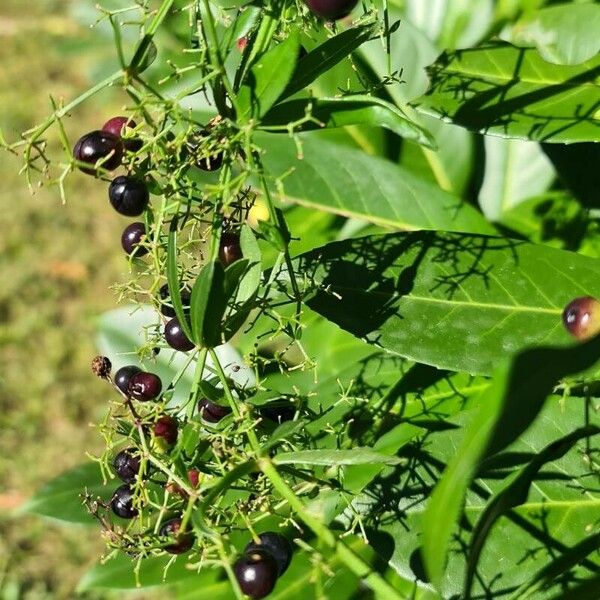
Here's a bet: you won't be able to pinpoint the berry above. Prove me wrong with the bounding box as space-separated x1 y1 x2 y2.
102 116 142 151
109 176 149 216
186 128 223 171
111 484 138 519
91 355 112 378
562 296 600 340
188 469 200 488
121 222 149 257
114 365 142 394
303 0 358 20
159 284 192 318
128 371 162 401
164 317 195 351
219 232 243 267
113 448 141 484
245 532 292 576
260 404 295 423
159 518 194 554
198 397 231 423
236 37 248 52
73 130 123 174
234 549 279 599
154 415 178 445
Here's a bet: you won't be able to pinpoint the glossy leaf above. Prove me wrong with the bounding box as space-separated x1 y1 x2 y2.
190 260 227 348
258 132 493 234
273 448 405 466
167 221 194 341
413 43 600 143
277 232 600 375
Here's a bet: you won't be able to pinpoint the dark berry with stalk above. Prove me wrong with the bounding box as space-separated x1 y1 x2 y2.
113 448 141 484
159 284 192 318
109 176 149 216
245 532 292 577
111 485 138 519
73 130 123 175
562 296 600 340
159 517 194 554
164 317 195 351
219 232 243 267
303 0 358 20
198 397 231 423
186 128 223 171
121 222 149 257
154 416 178 445
234 548 279 599
102 116 142 151
114 365 142 394
128 371 162 401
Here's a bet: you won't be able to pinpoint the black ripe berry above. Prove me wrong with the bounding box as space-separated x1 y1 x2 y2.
245 532 292 576
159 518 194 554
113 448 141 484
128 371 162 401
154 415 178 445
198 397 231 423
91 355 112 378
102 116 142 151
562 296 600 340
73 130 123 174
303 0 358 20
234 549 279 599
219 232 243 267
186 128 223 171
111 484 138 519
121 222 149 257
159 284 192 318
164 317 195 351
114 365 142 394
109 176 149 216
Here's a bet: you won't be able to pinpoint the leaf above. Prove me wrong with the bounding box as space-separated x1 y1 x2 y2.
20 463 108 524
276 232 600 375
167 221 194 341
547 574 600 600
273 448 404 466
190 261 227 348
478 137 555 220
413 42 600 143
237 224 262 303
421 336 600 589
237 33 300 119
282 22 376 100
505 4 600 66
258 132 493 235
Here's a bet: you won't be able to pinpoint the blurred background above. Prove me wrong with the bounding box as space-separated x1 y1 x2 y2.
0 1 148 597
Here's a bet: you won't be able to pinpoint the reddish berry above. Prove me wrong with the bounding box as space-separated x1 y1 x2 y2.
164 317 195 351
73 130 123 174
303 0 358 20
128 371 162 401
159 517 194 554
109 176 149 216
245 532 292 576
219 232 243 267
102 116 142 151
91 355 112 378
562 296 600 340
114 365 142 394
198 397 231 423
121 222 149 257
234 549 279 599
236 37 248 52
154 415 178 445
113 448 141 484
111 484 138 519
188 469 200 488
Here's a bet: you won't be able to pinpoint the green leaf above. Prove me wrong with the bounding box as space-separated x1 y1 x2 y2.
258 132 493 235
282 22 376 100
167 221 194 341
278 232 600 375
547 574 600 600
413 43 600 143
20 463 107 524
262 95 434 148
505 4 600 66
237 224 262 303
237 32 300 119
190 261 227 348
421 337 600 589
273 448 404 466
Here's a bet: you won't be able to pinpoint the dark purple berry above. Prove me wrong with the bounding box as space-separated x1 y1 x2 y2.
73 130 123 175
159 284 191 318
186 128 223 171
164 317 195 351
260 404 295 423
128 371 162 401
562 296 600 340
197 397 231 423
154 415 178 445
219 232 243 267
102 116 142 151
109 176 149 216
245 532 292 576
159 518 194 554
114 365 142 394
303 0 358 20
234 549 278 599
121 222 149 257
91 355 112 378
111 484 138 519
113 448 141 484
